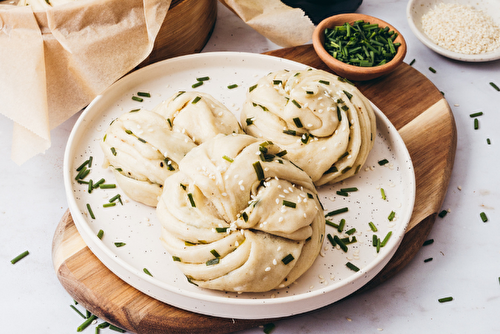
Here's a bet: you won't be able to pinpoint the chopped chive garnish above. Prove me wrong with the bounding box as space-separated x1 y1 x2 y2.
253 161 265 180
423 239 434 246
109 194 122 204
125 129 133 135
77 180 89 184
438 210 448 218
409 59 416 66
325 207 348 217
132 96 143 102
438 297 453 303
369 222 378 232
10 250 29 264
490 82 500 91
336 190 349 196
129 109 140 113
380 231 392 247
86 204 95 219
341 187 358 192
327 233 336 246
76 159 90 172
215 227 228 233
307 193 314 199
424 258 433 263
97 230 104 239
469 112 483 118
474 118 479 130
206 258 220 266
70 305 86 319
137 91 151 97
337 219 346 233
88 179 93 193
249 84 258 92
480 212 488 222
246 117 254 125
99 184 116 189
326 220 339 228
223 155 234 163
306 90 314 94
333 235 348 252
378 158 389 166
324 165 338 174
108 324 126 333
372 234 378 247
291 99 302 108
487 138 491 144
343 90 353 100
376 237 381 253
114 242 126 247
174 91 185 99
197 76 210 81
180 183 186 190
381 188 386 200
388 211 395 221
97 322 110 329
241 212 249 222
346 228 356 235
75 166 88 180
210 249 220 258
263 323 276 334
143 268 153 276
172 256 181 262
276 150 287 157
110 147 117 156
192 81 203 88
185 241 196 246
138 137 147 143
319 80 330 85
192 96 201 104
293 117 303 128
429 67 436 73
187 193 196 207
281 254 295 265
227 84 238 89
77 314 97 332
346 262 360 272
273 80 282 85
93 178 105 188
283 200 297 208
283 129 297 136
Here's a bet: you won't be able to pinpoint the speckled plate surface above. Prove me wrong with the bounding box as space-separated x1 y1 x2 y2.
63 52 415 319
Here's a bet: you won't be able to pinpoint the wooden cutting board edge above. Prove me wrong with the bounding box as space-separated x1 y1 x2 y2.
52 45 457 333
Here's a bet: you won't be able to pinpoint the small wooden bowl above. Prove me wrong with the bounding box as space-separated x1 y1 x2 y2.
312 13 407 81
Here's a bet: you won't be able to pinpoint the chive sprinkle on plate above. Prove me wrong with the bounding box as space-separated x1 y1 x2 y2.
10 250 29 264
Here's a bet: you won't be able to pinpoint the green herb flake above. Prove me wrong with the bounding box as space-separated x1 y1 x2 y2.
86 203 95 219
10 250 29 264
249 84 258 92
438 210 448 218
291 99 302 108
438 297 453 303
423 239 434 246
227 84 238 89
378 158 389 166
206 258 220 266
281 254 295 265
210 249 221 258
424 258 433 263
97 229 104 240
293 117 303 128
346 262 360 272
192 81 203 88
337 218 345 233
223 155 234 163
490 82 500 91
319 80 330 85
388 211 396 221
137 91 151 97
188 193 196 207
132 96 143 102
192 96 202 104
334 235 348 252
263 323 276 334
70 305 86 319
216 227 228 233
325 207 348 217
253 161 265 180
368 222 378 232
327 233 336 247
480 212 488 222
77 314 97 332
114 242 126 247
196 76 210 81
110 147 117 156
469 112 483 118
283 200 297 208
429 67 436 73
172 256 181 262
143 268 153 276
246 117 254 125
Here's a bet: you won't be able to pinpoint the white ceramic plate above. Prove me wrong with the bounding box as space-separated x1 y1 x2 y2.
64 52 415 319
407 0 500 62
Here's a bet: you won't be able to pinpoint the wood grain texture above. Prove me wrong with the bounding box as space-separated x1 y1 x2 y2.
53 44 457 333
138 0 218 68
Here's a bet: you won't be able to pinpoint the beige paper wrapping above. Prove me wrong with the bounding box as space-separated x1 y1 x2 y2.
219 0 314 47
0 0 170 165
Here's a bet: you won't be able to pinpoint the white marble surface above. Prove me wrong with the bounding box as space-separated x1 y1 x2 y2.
1 0 499 333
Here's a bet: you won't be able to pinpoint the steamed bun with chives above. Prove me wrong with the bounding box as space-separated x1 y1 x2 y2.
241 69 376 186
100 91 243 207
157 134 325 292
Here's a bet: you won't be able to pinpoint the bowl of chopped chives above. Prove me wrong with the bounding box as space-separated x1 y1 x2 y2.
312 13 407 81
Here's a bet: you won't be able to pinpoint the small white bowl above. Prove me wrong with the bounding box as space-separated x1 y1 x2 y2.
407 0 500 62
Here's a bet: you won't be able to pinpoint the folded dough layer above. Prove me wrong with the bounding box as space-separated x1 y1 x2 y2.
157 134 325 292
100 91 243 206
241 69 376 186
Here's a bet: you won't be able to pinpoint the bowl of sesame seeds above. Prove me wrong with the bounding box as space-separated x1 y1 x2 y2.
407 0 500 62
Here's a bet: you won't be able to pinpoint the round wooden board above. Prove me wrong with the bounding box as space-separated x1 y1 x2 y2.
52 45 457 334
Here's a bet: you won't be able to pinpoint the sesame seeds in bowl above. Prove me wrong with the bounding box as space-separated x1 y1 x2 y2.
407 0 500 62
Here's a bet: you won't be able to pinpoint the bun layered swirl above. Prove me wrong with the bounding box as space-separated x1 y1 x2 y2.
241 69 376 186
100 91 242 206
157 134 325 292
